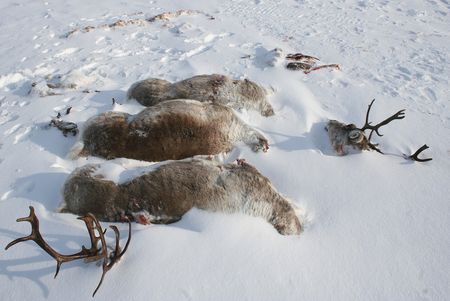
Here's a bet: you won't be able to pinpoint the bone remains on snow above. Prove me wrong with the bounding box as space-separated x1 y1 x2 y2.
127 74 274 117
71 99 269 161
285 53 341 74
29 72 99 97
64 10 214 38
60 158 302 235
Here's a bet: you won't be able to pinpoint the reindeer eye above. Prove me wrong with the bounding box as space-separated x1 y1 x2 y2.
348 130 363 142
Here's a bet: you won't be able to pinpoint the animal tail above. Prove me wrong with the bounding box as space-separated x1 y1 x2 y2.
291 202 312 232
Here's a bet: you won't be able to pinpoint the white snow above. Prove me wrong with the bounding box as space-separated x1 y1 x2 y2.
0 0 449 300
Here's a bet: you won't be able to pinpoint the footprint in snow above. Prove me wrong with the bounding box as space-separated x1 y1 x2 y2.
4 124 22 136
1 180 35 201
420 87 437 102
179 45 211 60
13 126 32 144
0 115 13 125
1 190 12 201
54 47 80 58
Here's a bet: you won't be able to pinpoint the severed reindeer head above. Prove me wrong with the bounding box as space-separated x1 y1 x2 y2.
326 99 431 162
326 120 371 155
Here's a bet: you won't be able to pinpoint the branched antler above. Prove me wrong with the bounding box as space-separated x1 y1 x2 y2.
93 222 131 297
5 206 131 297
5 206 102 277
360 99 405 140
355 100 431 162
356 99 405 154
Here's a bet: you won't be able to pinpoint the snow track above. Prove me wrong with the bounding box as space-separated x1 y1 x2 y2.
221 0 450 123
0 1 449 300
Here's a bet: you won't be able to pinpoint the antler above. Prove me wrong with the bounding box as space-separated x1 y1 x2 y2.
405 144 432 162
5 206 131 297
367 142 384 154
93 222 132 297
5 206 102 277
359 99 405 140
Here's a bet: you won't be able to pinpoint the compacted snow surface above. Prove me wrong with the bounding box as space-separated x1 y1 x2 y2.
0 0 449 300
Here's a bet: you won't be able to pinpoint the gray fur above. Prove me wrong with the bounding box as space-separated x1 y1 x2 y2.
61 158 302 235
127 74 274 116
325 120 370 155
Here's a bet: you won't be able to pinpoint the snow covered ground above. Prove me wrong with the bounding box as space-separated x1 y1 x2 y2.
0 0 449 300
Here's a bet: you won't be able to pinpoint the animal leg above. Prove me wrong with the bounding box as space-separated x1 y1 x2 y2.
241 127 269 152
